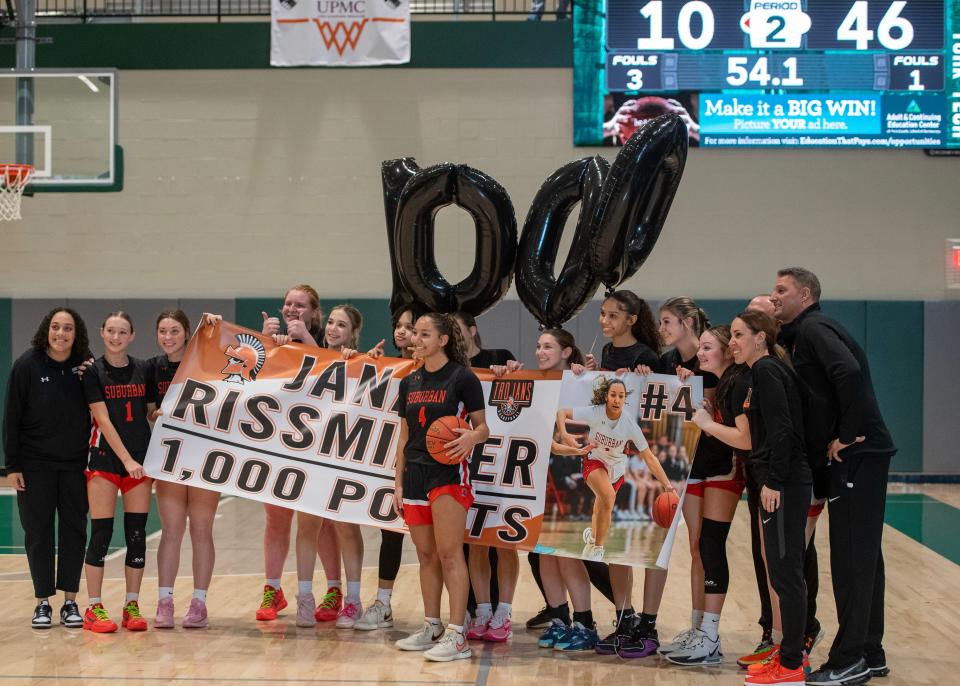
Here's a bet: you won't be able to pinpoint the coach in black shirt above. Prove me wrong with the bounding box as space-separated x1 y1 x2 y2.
772 267 896 686
4 308 92 630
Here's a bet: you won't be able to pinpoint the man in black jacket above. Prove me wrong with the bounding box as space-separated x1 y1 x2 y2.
772 267 896 686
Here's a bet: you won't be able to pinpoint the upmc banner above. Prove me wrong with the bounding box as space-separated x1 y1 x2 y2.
271 0 410 67
144 320 700 568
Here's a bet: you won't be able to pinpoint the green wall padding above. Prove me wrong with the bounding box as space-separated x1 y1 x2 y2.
866 301 923 472
0 22 572 70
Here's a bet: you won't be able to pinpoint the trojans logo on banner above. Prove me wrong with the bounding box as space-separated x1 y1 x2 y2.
271 0 410 66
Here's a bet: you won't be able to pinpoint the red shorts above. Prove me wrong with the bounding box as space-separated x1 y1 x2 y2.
402 461 474 527
582 458 624 493
686 480 705 497
85 469 148 494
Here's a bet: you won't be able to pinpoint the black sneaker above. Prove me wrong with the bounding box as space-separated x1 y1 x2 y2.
807 657 872 686
60 600 83 628
866 653 889 678
526 606 553 630
618 624 660 659
594 613 638 655
804 625 826 654
32 602 53 629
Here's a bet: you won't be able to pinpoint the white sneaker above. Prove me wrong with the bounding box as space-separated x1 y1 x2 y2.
587 545 605 562
396 622 444 651
582 527 595 545
424 629 472 662
657 627 697 655
664 629 723 666
296 592 316 627
335 599 363 628
354 600 393 630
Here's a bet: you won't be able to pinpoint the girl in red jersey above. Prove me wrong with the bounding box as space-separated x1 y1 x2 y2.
664 325 749 665
151 310 221 629
81 312 157 633
393 313 489 662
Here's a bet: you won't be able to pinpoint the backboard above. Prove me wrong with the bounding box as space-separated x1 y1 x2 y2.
0 69 121 192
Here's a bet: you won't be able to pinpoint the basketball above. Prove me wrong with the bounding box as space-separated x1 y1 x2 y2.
425 415 471 465
653 491 679 529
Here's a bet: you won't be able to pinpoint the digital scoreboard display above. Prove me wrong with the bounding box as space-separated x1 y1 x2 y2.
573 0 960 148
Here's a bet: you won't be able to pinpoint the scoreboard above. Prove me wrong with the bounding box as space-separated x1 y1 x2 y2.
573 0 960 148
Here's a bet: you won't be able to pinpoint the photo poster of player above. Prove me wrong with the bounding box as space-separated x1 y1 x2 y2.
603 92 701 147
534 370 703 569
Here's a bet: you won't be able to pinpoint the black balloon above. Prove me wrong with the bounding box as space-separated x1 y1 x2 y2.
381 157 422 315
517 157 608 328
590 114 688 289
392 163 517 316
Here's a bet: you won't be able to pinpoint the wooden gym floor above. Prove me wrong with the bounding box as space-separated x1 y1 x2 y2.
0 484 957 685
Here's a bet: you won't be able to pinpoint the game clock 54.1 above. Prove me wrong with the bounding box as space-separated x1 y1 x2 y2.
574 0 960 148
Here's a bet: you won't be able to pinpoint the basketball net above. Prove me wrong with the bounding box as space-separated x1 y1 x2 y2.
0 163 34 221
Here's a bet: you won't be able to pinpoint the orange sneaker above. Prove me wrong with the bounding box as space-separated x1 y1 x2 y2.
122 601 148 631
744 661 806 685
255 585 288 621
740 642 779 669
83 603 118 633
315 586 343 622
748 653 781 676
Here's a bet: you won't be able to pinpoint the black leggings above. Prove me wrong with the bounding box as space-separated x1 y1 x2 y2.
378 529 404 582
761 481 812 671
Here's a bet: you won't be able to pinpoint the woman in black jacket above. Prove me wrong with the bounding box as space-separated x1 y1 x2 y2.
731 309 811 686
3 308 92 629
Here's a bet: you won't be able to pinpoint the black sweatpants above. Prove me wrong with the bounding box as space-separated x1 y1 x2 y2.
804 534 820 637
826 454 890 668
746 470 773 632
16 470 88 598
761 481 811 671
378 529 404 582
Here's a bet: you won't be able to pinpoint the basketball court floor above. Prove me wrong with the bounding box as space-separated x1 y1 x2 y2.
0 483 955 685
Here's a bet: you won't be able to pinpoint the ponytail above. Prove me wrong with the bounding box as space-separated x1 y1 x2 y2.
661 296 710 338
542 328 585 367
603 290 661 354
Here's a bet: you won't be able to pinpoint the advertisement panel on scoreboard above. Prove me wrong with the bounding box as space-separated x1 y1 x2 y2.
573 0 960 149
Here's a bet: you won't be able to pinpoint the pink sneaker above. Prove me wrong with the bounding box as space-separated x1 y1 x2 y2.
483 615 512 642
182 598 208 629
335 599 363 629
154 597 174 629
466 614 491 641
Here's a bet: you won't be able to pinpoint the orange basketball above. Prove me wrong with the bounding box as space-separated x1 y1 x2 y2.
426 415 471 465
653 491 679 529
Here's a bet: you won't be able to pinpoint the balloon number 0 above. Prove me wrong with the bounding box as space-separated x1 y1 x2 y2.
382 114 689 327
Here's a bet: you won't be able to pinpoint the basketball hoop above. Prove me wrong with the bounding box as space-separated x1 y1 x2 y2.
0 163 34 221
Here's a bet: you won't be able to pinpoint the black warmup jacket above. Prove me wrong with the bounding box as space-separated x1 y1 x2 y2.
746 356 811 491
779 304 896 465
3 349 91 473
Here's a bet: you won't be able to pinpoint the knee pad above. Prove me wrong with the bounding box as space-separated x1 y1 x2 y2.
85 518 114 567
699 518 732 594
124 512 148 569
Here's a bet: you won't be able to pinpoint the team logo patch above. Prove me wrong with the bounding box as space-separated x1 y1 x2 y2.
221 333 267 384
488 379 534 423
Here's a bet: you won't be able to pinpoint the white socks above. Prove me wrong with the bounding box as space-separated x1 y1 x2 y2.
448 623 464 635
426 617 443 638
701 612 721 641
377 587 392 606
327 579 342 589
266 578 282 589
495 602 512 620
691 609 704 629
89 597 102 607
158 587 174 600
476 602 493 621
298 580 313 595
346 581 361 603
125 592 139 603
193 589 208 603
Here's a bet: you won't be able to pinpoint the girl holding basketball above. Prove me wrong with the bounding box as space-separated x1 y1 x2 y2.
556 377 674 562
151 310 221 629
81 311 157 633
662 325 749 665
393 313 489 662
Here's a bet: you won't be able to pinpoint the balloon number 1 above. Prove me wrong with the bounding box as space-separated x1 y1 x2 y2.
382 114 689 326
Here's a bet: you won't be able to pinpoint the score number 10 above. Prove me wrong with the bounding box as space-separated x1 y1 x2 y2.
727 56 803 87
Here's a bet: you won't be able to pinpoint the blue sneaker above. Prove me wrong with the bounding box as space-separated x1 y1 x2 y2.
538 618 569 648
554 622 599 652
